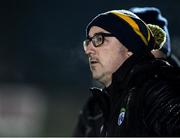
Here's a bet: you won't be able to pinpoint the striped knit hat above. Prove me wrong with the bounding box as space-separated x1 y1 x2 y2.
129 7 171 57
86 10 166 55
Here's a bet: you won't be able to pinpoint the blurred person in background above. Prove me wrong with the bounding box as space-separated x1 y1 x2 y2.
130 7 180 67
0 84 46 136
73 9 180 136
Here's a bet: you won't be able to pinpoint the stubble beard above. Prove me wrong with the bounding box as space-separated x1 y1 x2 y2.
91 66 110 86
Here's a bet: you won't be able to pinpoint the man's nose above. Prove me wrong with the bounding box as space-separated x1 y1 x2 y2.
84 42 96 55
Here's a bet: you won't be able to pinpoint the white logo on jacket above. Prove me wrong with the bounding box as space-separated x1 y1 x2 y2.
118 108 126 126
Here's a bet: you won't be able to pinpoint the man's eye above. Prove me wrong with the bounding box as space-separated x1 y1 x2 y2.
93 35 103 45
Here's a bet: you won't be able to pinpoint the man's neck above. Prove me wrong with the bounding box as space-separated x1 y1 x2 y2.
98 74 112 88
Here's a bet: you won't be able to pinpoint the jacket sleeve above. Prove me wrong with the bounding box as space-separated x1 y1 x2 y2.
143 79 180 136
72 96 100 136
73 110 87 136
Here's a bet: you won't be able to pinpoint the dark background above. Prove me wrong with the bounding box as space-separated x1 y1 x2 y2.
0 0 179 136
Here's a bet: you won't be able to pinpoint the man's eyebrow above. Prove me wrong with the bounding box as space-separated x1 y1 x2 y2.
88 31 106 38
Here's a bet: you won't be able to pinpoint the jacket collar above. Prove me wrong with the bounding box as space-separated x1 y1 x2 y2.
105 54 154 96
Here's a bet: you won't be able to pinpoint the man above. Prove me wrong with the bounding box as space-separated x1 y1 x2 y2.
73 10 180 136
130 7 180 67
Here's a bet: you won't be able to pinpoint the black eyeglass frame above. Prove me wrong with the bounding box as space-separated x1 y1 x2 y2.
83 32 114 51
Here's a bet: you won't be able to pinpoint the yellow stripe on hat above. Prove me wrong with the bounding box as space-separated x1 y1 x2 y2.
111 11 148 46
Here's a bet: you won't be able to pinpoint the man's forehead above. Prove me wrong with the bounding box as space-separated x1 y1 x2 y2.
88 26 110 37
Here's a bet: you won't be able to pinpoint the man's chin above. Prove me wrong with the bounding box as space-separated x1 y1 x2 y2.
92 72 102 81
91 72 98 79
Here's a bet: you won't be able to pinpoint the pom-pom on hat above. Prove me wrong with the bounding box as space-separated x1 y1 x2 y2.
86 10 166 55
129 7 171 56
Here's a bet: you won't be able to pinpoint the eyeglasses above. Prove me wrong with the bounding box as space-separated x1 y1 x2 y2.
83 32 114 51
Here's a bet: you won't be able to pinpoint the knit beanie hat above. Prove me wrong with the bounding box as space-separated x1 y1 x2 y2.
129 7 171 57
86 10 166 55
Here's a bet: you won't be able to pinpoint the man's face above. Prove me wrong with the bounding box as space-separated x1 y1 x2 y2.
84 26 130 86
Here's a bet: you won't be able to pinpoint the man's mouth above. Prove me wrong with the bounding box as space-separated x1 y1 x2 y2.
89 57 99 64
90 60 98 64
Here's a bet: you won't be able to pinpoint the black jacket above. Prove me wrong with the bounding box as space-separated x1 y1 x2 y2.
73 55 180 136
